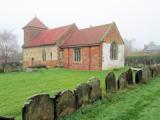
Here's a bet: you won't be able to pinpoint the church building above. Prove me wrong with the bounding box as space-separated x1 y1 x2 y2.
22 17 124 70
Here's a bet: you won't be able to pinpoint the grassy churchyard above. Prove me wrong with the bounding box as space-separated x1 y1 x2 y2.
0 68 160 120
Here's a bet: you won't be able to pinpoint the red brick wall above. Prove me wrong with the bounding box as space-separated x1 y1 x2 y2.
105 24 123 44
63 45 102 71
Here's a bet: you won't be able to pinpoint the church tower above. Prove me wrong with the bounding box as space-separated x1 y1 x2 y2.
23 17 48 47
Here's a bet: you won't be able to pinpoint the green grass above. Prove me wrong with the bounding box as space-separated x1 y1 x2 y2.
1 68 160 120
63 77 160 120
0 68 124 120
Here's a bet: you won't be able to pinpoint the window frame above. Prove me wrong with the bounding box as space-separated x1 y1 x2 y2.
73 47 82 63
42 49 46 62
110 41 118 60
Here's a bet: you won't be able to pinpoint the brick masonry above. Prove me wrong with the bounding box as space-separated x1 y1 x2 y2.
22 18 124 70
63 45 102 70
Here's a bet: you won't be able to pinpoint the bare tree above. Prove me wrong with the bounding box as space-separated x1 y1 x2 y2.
0 30 21 72
124 38 136 56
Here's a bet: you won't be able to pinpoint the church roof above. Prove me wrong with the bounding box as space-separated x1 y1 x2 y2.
25 24 73 47
23 17 118 48
23 17 48 29
62 23 113 47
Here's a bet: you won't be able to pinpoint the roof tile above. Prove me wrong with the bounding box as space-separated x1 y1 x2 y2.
62 23 112 47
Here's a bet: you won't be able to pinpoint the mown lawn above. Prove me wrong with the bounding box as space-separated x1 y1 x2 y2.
0 68 124 120
63 76 160 120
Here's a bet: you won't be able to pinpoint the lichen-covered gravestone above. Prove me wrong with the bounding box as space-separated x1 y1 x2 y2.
117 72 127 89
0 116 14 120
105 72 117 93
142 67 151 83
87 77 102 103
74 83 90 108
126 69 134 85
135 70 142 84
54 90 76 118
158 65 160 75
22 94 54 120
149 65 158 77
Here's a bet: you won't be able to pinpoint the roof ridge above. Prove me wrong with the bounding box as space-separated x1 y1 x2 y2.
48 24 73 30
23 17 48 29
79 23 112 30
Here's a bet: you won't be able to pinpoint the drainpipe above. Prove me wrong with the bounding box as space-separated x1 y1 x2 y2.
89 46 91 71
67 48 69 69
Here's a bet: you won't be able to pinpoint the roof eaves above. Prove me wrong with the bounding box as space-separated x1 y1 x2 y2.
23 43 56 48
61 43 101 48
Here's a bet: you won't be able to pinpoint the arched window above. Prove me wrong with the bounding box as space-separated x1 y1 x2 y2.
50 52 52 60
42 50 46 61
110 41 118 60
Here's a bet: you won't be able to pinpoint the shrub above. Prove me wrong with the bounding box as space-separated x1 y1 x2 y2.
28 64 47 69
125 55 160 67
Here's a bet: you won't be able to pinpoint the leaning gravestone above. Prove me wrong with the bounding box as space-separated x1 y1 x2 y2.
87 77 102 103
54 90 76 118
135 70 142 84
158 65 160 75
155 65 160 76
142 67 151 83
117 72 127 89
126 69 134 85
105 72 117 93
0 116 14 120
22 94 54 120
149 65 158 77
74 83 90 108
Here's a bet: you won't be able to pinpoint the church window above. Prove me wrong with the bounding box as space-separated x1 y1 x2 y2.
110 41 118 60
42 50 46 61
74 48 81 62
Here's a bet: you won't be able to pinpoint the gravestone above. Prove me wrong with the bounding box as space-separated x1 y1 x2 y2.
105 72 116 93
54 90 76 118
74 83 90 108
117 72 127 89
22 94 54 120
149 66 158 77
155 65 160 76
126 69 134 85
142 67 151 83
158 65 160 75
135 70 142 84
87 77 102 103
0 116 14 120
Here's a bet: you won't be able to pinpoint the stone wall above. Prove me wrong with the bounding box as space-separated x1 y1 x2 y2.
23 45 59 68
102 43 125 70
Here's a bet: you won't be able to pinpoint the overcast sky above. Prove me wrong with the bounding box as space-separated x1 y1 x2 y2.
0 0 159 49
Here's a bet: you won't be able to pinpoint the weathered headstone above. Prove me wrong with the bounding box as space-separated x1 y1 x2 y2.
149 66 154 78
22 94 54 120
87 77 102 103
117 72 127 89
158 65 160 75
0 116 14 120
142 67 151 83
74 83 90 108
135 70 142 84
149 65 158 77
54 90 76 118
126 69 134 85
155 65 160 76
105 72 116 93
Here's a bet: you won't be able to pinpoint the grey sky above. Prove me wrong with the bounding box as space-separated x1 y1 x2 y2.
0 0 159 49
